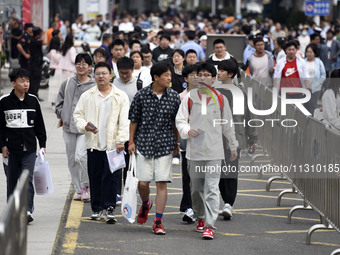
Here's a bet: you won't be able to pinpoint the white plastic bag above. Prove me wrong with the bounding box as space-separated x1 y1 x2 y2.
121 154 138 223
106 149 126 173
33 149 54 195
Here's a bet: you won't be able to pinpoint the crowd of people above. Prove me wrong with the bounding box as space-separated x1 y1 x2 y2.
1 9 340 240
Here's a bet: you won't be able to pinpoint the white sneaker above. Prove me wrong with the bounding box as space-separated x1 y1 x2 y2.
172 157 180 165
116 194 122 205
182 208 196 223
90 211 103 220
221 203 233 220
105 206 117 224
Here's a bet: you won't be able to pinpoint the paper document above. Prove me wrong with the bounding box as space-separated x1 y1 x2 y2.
192 129 205 148
106 149 126 173
2 156 8 166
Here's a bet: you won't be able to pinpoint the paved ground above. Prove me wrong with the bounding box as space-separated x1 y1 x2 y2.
0 68 339 255
51 159 340 255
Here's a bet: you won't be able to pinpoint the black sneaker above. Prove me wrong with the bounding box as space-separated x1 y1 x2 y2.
106 206 117 224
27 211 34 224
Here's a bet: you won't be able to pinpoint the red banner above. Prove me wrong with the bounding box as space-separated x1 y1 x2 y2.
22 0 44 29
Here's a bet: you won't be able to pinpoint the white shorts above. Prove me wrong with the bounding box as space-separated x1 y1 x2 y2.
136 153 173 182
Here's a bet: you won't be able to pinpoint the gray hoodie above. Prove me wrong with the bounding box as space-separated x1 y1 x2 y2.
113 77 138 105
55 75 96 134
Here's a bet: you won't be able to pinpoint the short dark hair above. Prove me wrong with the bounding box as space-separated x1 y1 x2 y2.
49 37 61 52
75 53 92 66
218 59 238 78
186 49 197 56
150 61 171 81
117 56 134 70
141 47 152 55
182 64 198 78
172 49 185 58
197 63 217 77
9 68 29 82
277 37 286 49
102 33 112 42
93 47 108 60
253 37 264 46
94 62 111 73
52 29 60 37
285 40 298 49
310 33 321 41
109 39 124 50
130 51 143 61
185 30 196 40
305 43 320 58
129 40 141 49
213 38 225 47
327 29 335 35
160 33 171 41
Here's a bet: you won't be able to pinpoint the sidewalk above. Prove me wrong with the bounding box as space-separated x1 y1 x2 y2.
0 69 72 255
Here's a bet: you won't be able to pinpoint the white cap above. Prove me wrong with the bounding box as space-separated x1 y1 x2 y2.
164 23 173 30
249 19 257 25
81 24 88 30
200 35 207 41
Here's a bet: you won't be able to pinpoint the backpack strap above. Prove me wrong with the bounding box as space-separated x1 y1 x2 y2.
188 97 193 116
136 72 143 91
187 92 224 118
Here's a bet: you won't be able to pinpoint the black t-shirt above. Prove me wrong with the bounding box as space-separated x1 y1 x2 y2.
171 72 185 94
152 46 174 62
18 32 32 64
29 37 43 68
11 28 22 59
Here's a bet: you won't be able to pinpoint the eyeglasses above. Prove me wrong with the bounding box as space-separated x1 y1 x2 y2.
198 73 212 78
76 63 88 67
119 71 132 76
95 72 109 76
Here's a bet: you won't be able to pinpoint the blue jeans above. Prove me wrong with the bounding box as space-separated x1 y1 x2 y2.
7 151 36 213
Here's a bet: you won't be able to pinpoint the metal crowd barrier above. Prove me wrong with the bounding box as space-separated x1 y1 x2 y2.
0 170 29 255
240 70 340 252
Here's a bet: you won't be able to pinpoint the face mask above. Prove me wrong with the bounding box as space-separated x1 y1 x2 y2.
299 26 303 30
140 40 147 45
302 31 308 36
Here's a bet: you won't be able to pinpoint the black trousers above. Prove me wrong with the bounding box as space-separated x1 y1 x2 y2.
87 149 120 212
219 148 241 206
7 151 36 213
180 151 192 212
28 67 42 97
118 141 130 195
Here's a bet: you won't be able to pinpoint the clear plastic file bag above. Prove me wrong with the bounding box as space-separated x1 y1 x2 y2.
33 149 54 195
121 154 138 223
106 149 126 173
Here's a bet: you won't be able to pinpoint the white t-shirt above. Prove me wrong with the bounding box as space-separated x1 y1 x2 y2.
97 87 114 151
112 61 119 78
306 60 315 78
327 40 332 59
251 54 273 86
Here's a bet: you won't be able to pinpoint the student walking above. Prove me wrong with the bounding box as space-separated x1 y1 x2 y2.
128 61 181 235
74 62 130 223
176 63 238 239
56 53 96 201
0 68 47 223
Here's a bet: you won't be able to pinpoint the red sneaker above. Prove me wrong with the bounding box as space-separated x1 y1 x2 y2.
202 227 214 239
153 219 166 235
137 199 153 224
196 219 205 233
